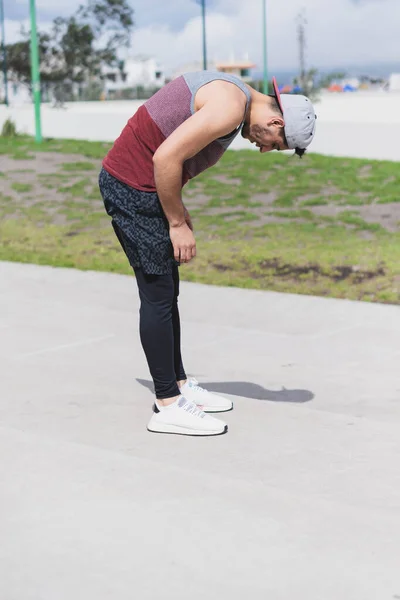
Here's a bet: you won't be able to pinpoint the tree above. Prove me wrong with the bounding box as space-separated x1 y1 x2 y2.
78 0 134 49
50 16 98 82
0 0 134 92
2 33 60 88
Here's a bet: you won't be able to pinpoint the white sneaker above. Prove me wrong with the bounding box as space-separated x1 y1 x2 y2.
147 396 228 436
180 378 233 413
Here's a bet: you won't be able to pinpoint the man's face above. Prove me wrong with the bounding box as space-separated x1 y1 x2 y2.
242 120 288 153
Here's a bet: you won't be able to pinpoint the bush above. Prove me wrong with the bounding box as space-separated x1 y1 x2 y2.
1 118 18 137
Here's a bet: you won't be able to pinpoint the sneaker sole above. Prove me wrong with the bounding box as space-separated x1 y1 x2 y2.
152 403 233 414
147 424 228 437
202 404 233 414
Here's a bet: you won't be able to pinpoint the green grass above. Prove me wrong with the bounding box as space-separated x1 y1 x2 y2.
61 161 97 171
11 182 33 193
0 136 399 304
336 210 384 231
0 135 110 159
299 197 329 207
59 178 93 196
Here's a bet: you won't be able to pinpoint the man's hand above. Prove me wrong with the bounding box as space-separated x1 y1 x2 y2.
170 222 196 264
183 205 193 231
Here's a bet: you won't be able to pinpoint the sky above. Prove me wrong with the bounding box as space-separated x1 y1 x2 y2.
4 0 400 76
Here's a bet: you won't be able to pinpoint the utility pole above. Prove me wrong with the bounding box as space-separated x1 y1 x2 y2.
201 0 207 70
262 0 268 94
297 9 307 94
0 0 8 106
30 0 42 142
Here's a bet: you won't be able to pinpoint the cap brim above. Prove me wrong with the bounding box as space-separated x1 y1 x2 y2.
272 77 284 115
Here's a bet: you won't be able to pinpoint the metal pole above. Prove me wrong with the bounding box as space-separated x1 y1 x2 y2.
262 0 268 94
201 0 207 70
0 0 8 105
29 0 42 142
297 10 307 93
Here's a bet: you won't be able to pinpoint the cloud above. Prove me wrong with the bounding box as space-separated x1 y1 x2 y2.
9 0 202 31
12 0 81 21
5 0 400 75
128 0 400 74
5 18 53 44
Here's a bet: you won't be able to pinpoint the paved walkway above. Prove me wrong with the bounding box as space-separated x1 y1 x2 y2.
2 92 400 161
1 261 400 599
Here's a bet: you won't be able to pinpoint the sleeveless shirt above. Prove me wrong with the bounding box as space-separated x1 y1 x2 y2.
102 71 251 192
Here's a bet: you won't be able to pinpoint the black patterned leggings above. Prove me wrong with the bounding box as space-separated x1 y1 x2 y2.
134 266 187 400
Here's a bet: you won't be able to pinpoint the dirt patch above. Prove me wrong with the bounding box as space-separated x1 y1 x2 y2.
250 215 299 226
297 193 322 203
311 204 353 218
356 191 372 200
256 259 385 283
183 193 211 209
0 153 100 176
213 258 386 284
199 204 291 227
202 205 246 216
0 153 101 219
212 175 242 185
251 192 279 206
359 165 372 179
358 231 376 240
311 202 400 231
320 185 344 197
358 203 400 232
383 176 396 185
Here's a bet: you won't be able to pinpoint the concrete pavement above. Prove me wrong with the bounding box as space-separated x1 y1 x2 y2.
1 260 400 599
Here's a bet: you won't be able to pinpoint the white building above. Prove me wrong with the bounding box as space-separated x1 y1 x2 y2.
103 55 165 94
172 57 256 83
389 73 400 92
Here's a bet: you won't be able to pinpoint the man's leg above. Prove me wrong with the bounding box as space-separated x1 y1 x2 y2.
169 266 233 414
135 267 227 435
134 268 181 405
171 265 187 387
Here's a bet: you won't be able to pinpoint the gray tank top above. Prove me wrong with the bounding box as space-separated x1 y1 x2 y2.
143 70 252 185
184 71 251 149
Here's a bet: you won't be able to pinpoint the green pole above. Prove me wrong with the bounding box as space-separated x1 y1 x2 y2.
30 0 42 142
201 0 207 70
0 0 8 105
262 0 268 94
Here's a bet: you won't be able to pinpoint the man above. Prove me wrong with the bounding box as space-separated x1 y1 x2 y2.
99 71 316 437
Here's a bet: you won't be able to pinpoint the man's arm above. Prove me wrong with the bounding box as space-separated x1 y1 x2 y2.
153 91 245 262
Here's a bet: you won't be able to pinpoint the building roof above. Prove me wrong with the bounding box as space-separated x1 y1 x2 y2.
215 61 256 69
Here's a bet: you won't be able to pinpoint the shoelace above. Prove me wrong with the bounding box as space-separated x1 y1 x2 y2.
178 396 205 418
188 377 208 394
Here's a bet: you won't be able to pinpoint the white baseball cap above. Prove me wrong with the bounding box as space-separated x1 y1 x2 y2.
272 77 317 151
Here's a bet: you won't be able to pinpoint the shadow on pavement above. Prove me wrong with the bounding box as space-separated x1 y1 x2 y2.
136 378 314 404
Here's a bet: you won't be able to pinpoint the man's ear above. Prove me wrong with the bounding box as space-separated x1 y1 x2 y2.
268 116 285 128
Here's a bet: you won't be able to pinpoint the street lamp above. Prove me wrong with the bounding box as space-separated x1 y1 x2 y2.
30 0 42 142
262 0 268 94
200 0 207 70
0 0 8 105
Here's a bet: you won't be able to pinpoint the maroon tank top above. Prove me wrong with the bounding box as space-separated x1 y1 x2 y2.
102 72 251 192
